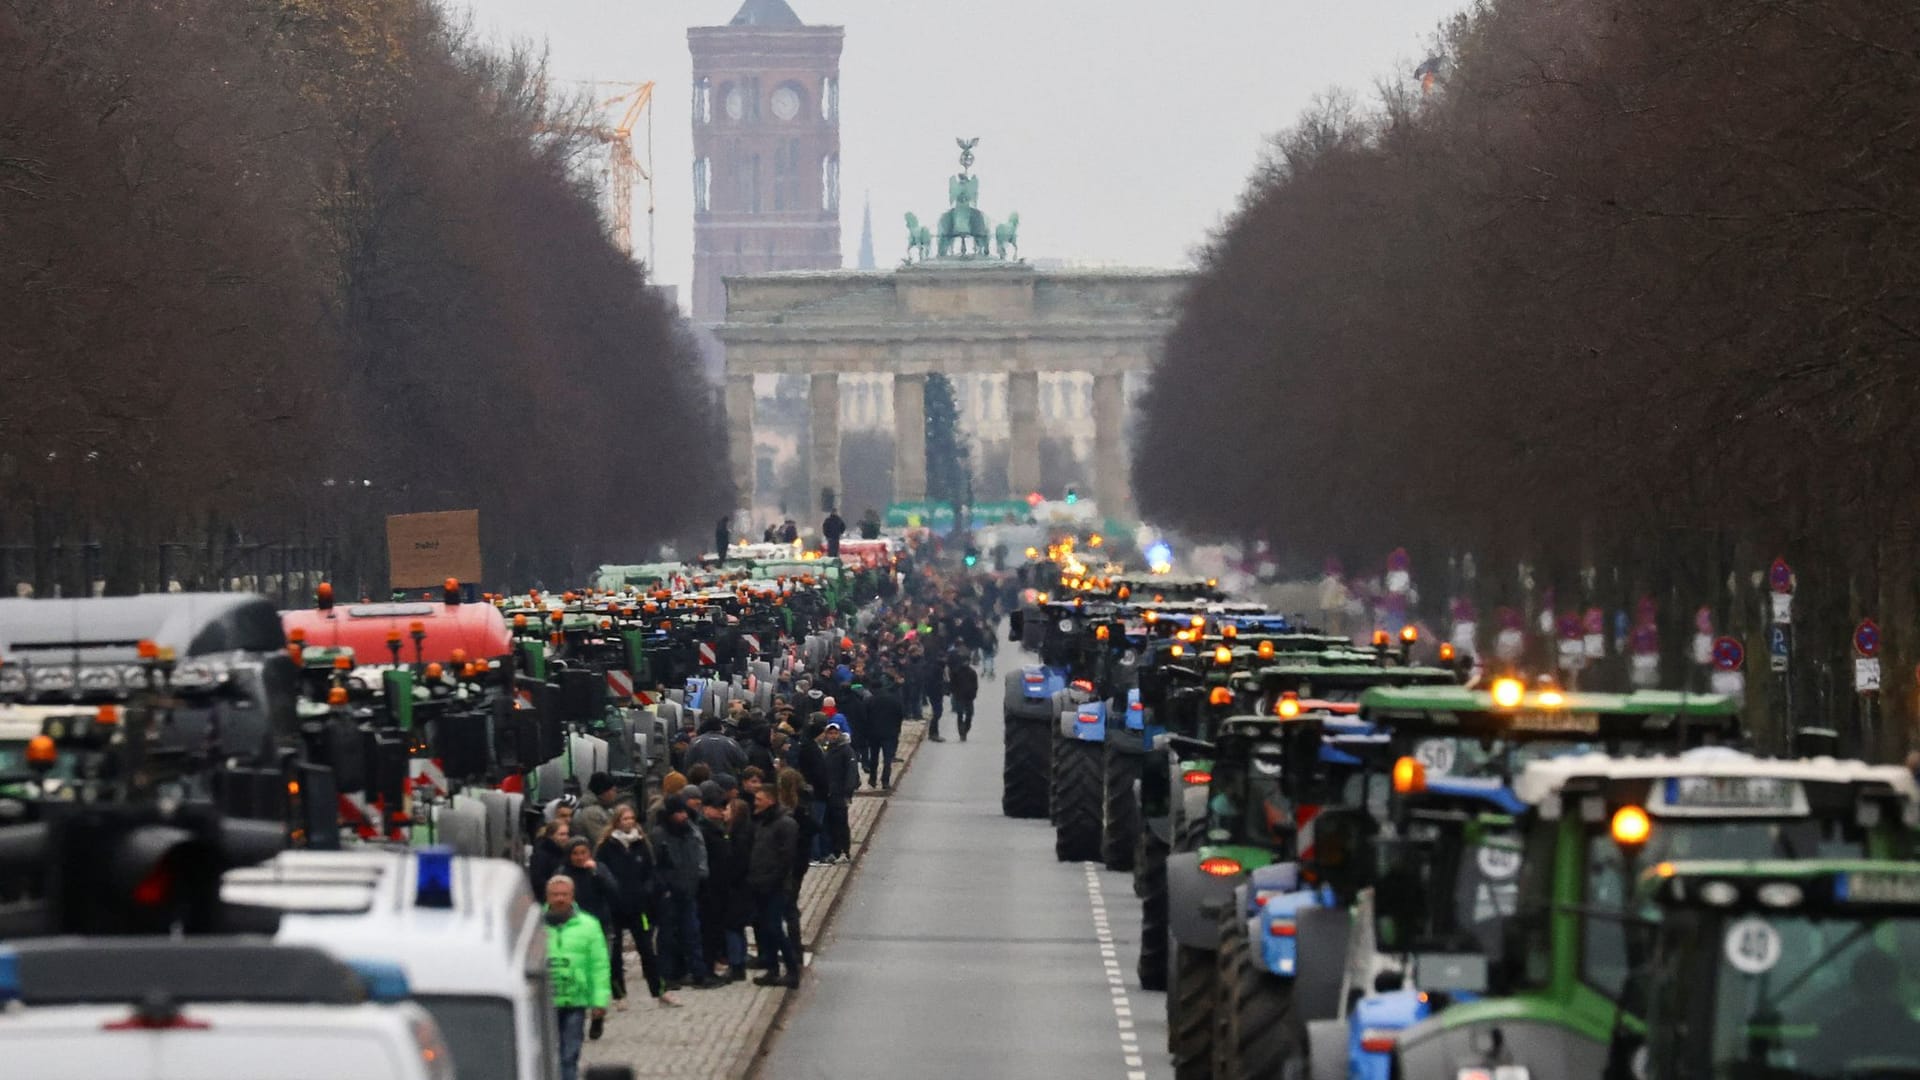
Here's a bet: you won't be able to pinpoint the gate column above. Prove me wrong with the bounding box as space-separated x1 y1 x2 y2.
726 373 756 509
892 374 927 503
1006 370 1040 496
1093 371 1129 514
809 373 841 510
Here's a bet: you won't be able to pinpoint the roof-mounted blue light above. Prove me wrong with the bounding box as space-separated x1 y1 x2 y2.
414 846 455 909
348 958 413 1002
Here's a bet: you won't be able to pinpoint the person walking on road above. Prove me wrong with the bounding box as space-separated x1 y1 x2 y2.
948 652 979 742
796 714 833 861
862 677 905 790
921 647 949 741
543 875 609 1080
822 508 846 558
595 806 676 1009
747 784 803 987
574 772 624 842
528 819 571 897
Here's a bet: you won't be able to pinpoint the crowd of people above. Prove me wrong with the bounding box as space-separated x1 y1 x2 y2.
529 552 1013 1080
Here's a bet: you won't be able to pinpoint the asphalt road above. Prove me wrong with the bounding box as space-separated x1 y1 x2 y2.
757 651 1173 1080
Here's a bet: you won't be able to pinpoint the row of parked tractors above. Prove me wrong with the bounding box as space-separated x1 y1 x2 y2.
996 554 1920 1080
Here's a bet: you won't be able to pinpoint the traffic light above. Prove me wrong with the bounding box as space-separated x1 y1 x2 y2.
0 804 285 936
964 545 980 568
1065 487 1078 504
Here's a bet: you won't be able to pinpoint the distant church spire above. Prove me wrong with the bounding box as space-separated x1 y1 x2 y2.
857 191 876 270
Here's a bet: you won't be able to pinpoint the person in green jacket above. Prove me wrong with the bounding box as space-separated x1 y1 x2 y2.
545 875 610 1080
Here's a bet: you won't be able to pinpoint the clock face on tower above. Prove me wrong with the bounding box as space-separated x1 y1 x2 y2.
724 86 745 121
771 86 800 122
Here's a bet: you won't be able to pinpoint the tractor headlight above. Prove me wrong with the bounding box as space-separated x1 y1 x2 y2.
0 668 28 695
30 668 76 694
170 660 230 691
77 666 124 693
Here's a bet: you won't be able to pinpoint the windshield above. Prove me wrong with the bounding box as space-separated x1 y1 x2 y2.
1584 819 1870 998
1206 758 1293 850
1658 912 1920 1078
415 994 517 1080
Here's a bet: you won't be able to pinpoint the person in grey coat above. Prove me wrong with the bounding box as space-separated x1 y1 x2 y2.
649 796 717 988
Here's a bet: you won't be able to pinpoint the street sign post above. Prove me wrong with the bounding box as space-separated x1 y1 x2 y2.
1768 625 1790 673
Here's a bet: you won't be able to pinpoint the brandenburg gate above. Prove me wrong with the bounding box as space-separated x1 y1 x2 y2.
715 141 1188 514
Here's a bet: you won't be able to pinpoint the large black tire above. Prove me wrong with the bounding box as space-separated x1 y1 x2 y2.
1221 907 1298 1080
1133 827 1167 899
1214 900 1249 1078
1137 840 1169 991
1169 942 1216 1079
1001 717 1050 818
1101 740 1140 872
1053 737 1104 863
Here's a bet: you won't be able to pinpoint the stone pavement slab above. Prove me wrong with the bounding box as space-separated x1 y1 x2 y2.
581 720 928 1080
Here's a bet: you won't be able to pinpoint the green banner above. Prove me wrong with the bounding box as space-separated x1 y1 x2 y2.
885 501 956 530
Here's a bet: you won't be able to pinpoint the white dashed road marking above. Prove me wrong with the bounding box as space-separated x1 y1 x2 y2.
1086 862 1149 1080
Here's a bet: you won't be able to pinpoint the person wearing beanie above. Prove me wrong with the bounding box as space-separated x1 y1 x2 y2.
576 772 623 842
796 715 833 861
661 771 689 800
699 780 726 806
649 795 716 989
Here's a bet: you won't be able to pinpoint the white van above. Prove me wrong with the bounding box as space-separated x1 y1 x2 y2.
223 847 560 1080
0 938 454 1080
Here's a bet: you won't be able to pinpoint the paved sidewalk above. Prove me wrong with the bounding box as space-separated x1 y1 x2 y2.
581 719 928 1080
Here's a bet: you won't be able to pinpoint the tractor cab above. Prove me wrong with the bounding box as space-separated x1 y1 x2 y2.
1392 751 1920 1080
1626 860 1920 1080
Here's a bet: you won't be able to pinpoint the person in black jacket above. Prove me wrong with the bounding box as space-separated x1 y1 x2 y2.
528 819 571 897
821 724 859 860
683 718 748 776
921 648 949 741
595 806 676 1008
948 652 980 742
863 679 906 790
746 786 802 987
721 798 757 982
694 781 732 981
795 715 833 861
821 509 846 558
562 839 622 962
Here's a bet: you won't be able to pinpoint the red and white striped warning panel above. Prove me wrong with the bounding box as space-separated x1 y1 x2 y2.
635 689 656 707
515 687 535 711
606 670 634 700
742 634 761 655
410 758 448 798
697 641 717 666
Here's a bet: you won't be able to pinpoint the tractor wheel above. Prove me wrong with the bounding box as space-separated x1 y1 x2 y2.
1169 942 1217 1079
1220 902 1297 1080
1000 717 1050 819
1053 738 1104 863
1101 740 1139 872
1137 843 1169 992
1132 825 1167 900
1214 899 1250 1079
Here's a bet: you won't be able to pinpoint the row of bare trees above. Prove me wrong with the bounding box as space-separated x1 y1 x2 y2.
1135 0 1920 756
1 0 731 597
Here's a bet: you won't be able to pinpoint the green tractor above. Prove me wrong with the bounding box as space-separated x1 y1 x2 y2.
1212 684 1744 1080
1625 859 1920 1079
1392 750 1920 1079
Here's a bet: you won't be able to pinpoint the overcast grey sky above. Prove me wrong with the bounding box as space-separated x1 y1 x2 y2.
454 1 1464 304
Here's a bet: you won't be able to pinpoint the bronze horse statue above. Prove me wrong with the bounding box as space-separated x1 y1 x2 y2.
994 211 1020 260
904 213 932 261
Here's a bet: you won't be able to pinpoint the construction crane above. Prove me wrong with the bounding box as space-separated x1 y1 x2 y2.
557 80 656 269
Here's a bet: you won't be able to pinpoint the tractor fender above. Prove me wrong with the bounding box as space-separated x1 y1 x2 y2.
1257 886 1323 976
1290 904 1352 1025
1306 1019 1349 1080
1060 701 1106 742
1166 850 1239 950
